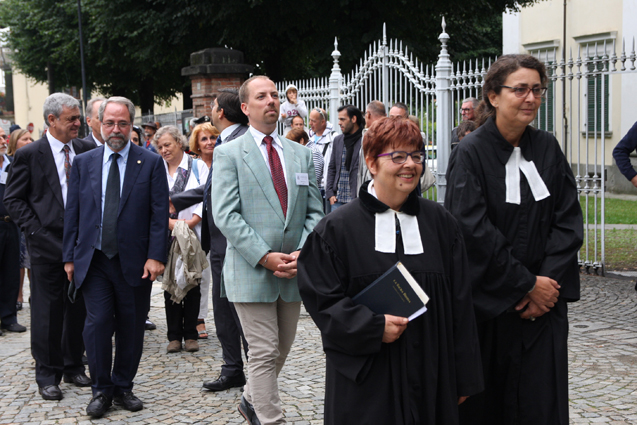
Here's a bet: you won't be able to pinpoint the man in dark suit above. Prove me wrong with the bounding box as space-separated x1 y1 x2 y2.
171 88 251 392
83 97 105 147
63 96 169 418
4 93 94 400
326 104 364 212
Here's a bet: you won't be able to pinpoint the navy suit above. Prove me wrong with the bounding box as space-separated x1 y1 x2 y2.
63 142 169 396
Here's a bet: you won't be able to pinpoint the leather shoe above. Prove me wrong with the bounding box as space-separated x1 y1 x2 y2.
1 323 27 332
144 319 156 330
113 391 143 412
238 395 261 425
203 373 246 392
86 392 112 417
63 372 91 387
39 385 63 401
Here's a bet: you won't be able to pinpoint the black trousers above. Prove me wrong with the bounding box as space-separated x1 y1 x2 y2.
82 250 151 397
0 221 20 326
210 250 248 377
164 285 201 342
30 261 86 387
459 299 569 425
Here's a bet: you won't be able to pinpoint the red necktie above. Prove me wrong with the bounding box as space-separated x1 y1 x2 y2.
263 136 287 217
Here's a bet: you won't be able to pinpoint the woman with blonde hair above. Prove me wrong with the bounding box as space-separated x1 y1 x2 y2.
187 122 219 338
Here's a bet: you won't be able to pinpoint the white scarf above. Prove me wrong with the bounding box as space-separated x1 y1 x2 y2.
505 147 550 205
368 180 424 255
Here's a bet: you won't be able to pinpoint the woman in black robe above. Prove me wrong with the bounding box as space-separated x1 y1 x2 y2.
445 55 583 425
298 117 483 425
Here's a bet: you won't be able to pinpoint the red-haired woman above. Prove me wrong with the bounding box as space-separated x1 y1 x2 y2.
298 117 483 424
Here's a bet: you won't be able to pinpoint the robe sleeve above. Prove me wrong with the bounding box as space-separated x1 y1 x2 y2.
298 229 386 382
445 147 536 321
450 226 485 396
538 147 583 301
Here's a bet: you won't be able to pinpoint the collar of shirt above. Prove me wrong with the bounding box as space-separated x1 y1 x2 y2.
102 140 131 166
368 179 424 255
163 152 189 180
1 154 10 172
46 131 75 155
249 127 281 150
91 133 103 146
220 123 241 143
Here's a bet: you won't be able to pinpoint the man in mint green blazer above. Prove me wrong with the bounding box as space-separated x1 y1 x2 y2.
211 76 323 425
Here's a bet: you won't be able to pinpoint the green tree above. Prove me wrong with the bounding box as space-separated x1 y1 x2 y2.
0 0 537 112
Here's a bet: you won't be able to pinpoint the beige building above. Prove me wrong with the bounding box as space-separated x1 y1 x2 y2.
503 0 637 193
10 71 185 138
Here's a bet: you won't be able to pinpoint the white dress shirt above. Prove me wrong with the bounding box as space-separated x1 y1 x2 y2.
248 127 288 182
46 132 76 206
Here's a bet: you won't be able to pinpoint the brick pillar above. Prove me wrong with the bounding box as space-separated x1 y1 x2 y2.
182 48 254 118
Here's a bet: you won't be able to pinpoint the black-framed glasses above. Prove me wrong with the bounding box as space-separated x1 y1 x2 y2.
500 85 548 98
103 121 131 130
376 150 424 164
460 107 473 113
313 108 326 120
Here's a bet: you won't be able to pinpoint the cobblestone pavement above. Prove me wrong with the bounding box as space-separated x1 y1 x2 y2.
1 274 636 424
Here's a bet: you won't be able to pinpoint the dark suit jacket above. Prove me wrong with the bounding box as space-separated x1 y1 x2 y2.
82 133 102 147
3 136 95 264
325 134 361 200
62 142 169 288
171 124 248 256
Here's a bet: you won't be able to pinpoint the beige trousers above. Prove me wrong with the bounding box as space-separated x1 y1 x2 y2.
234 298 301 425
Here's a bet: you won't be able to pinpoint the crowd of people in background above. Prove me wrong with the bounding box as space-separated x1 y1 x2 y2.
0 53 595 425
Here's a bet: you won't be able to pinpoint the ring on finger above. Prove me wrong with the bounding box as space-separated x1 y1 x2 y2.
529 316 536 322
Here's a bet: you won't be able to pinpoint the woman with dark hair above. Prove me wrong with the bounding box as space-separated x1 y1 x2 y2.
298 117 483 424
445 54 583 425
130 126 143 146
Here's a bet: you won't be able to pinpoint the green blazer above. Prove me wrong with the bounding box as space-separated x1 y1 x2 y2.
211 131 324 302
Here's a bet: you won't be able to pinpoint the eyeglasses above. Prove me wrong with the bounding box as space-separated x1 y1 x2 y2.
500 86 548 98
313 108 326 120
460 107 473 113
102 121 131 130
376 150 424 164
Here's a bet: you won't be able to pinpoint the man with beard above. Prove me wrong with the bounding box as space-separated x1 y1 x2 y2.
4 93 94 400
326 104 364 212
63 96 169 418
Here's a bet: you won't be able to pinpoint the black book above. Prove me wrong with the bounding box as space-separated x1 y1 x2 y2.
352 262 429 321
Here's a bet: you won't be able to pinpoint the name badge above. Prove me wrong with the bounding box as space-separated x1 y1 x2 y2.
0 171 7 185
295 173 309 186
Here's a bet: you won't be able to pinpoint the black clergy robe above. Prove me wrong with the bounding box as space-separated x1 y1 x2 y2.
445 117 583 425
298 185 483 425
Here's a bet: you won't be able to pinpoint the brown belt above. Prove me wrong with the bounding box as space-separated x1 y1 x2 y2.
1 216 11 222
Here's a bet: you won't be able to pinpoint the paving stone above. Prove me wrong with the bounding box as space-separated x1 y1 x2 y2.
2 274 637 423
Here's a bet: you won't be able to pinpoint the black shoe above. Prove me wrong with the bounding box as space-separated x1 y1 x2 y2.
39 385 63 401
1 323 27 332
144 319 156 330
86 392 112 418
238 395 261 425
203 373 246 392
63 372 91 387
113 391 143 412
